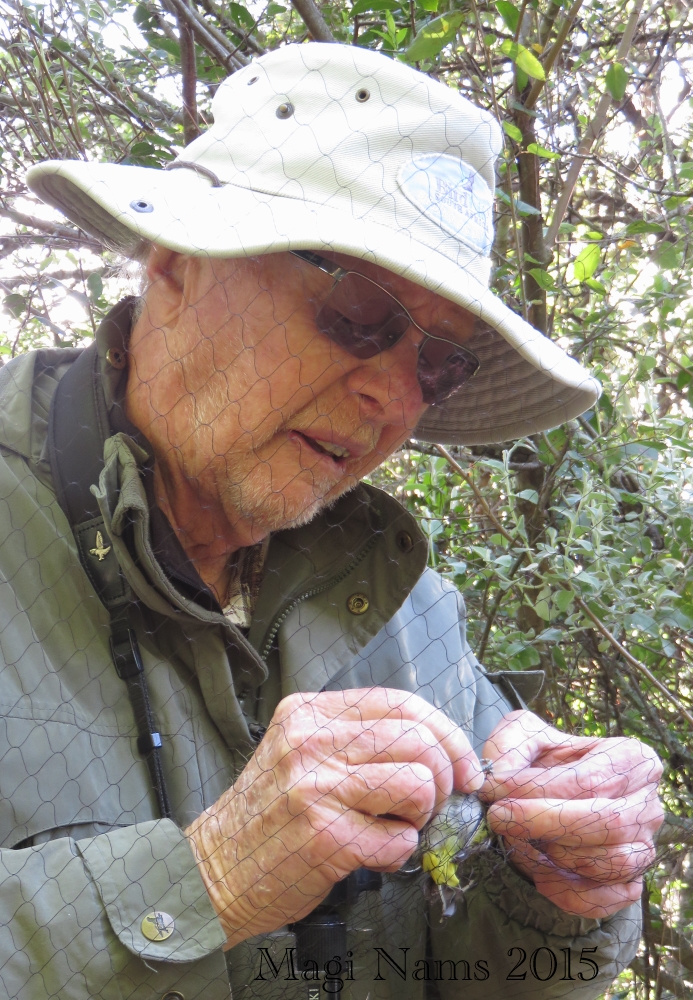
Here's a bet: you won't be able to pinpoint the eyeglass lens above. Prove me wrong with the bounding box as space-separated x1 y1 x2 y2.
314 271 480 405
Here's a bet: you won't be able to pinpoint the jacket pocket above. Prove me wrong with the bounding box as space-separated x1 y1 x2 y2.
0 713 154 847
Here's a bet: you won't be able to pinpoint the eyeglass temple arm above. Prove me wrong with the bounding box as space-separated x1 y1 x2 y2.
290 249 348 280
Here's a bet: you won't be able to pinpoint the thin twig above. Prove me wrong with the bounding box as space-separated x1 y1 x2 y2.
477 550 526 660
574 596 693 727
435 444 516 545
545 0 646 248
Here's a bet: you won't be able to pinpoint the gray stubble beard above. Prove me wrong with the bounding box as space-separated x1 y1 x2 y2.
215 456 360 543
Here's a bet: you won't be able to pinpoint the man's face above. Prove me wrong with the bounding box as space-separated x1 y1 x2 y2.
128 249 476 547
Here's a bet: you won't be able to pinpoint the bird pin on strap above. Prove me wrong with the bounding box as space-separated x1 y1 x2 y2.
89 530 112 562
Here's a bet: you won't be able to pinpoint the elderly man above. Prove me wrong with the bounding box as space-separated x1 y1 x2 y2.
0 41 658 1000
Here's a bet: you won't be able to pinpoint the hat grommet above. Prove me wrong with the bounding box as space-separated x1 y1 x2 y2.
130 199 153 214
276 102 294 119
355 88 370 103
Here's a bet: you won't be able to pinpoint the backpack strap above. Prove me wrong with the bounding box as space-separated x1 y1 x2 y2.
48 333 172 820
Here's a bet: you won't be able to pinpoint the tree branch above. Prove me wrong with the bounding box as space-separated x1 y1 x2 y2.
525 0 586 112
290 0 335 41
630 956 690 997
545 0 646 248
161 0 248 71
178 15 200 144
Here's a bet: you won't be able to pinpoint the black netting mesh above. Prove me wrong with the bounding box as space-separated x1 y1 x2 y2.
0 12 682 1000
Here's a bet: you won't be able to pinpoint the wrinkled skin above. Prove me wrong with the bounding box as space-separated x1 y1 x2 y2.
126 248 473 602
185 689 483 948
481 710 664 918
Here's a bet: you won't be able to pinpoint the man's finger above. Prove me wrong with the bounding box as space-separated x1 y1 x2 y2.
276 689 483 791
480 710 558 770
315 761 437 828
487 786 663 846
481 739 663 801
312 719 455 808
482 713 662 801
504 834 656 884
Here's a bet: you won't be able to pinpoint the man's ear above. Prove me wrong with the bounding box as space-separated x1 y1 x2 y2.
144 244 190 326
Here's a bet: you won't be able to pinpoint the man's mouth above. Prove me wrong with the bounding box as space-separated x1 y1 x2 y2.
291 431 352 462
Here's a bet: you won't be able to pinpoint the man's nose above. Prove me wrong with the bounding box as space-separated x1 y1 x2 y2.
345 331 426 429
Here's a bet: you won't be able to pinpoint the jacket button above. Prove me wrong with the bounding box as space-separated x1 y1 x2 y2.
163 993 185 1000
106 347 127 370
347 593 369 615
141 911 175 941
396 531 414 553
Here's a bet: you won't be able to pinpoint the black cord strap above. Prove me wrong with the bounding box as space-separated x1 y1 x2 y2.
110 607 172 820
47 313 173 821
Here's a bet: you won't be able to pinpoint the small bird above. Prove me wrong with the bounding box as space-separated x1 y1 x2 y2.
418 791 488 889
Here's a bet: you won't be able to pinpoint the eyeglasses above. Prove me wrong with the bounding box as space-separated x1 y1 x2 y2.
290 250 481 406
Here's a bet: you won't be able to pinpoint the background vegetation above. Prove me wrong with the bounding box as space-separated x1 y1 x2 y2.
1 0 692 993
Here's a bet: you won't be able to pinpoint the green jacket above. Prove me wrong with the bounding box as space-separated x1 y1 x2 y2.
0 326 640 1000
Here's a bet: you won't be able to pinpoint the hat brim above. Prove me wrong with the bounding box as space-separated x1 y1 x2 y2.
27 159 600 445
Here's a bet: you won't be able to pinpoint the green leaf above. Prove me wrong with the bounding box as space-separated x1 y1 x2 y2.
535 600 551 621
526 142 560 159
625 612 658 636
652 241 681 271
509 646 541 669
86 272 103 299
604 61 628 101
229 1 256 28
637 356 657 378
266 3 286 14
148 34 180 58
403 11 464 61
494 0 520 33
573 243 600 281
528 267 556 290
50 36 71 53
664 194 689 210
3 294 26 318
554 589 574 613
585 278 607 294
625 220 665 235
130 141 157 155
499 39 545 80
418 0 439 9
133 3 152 25
552 647 567 669
516 198 541 215
677 369 692 391
502 120 523 141
537 628 563 642
678 162 693 180
516 488 539 503
351 0 399 14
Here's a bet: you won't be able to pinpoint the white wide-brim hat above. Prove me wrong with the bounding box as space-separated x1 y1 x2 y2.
27 42 599 445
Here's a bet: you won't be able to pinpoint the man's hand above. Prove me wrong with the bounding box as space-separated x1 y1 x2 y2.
185 688 482 948
480 710 664 918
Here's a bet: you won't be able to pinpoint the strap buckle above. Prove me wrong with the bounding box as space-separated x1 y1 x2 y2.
137 731 163 755
110 628 143 680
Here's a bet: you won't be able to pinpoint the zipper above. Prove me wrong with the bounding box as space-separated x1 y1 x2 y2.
259 507 384 661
